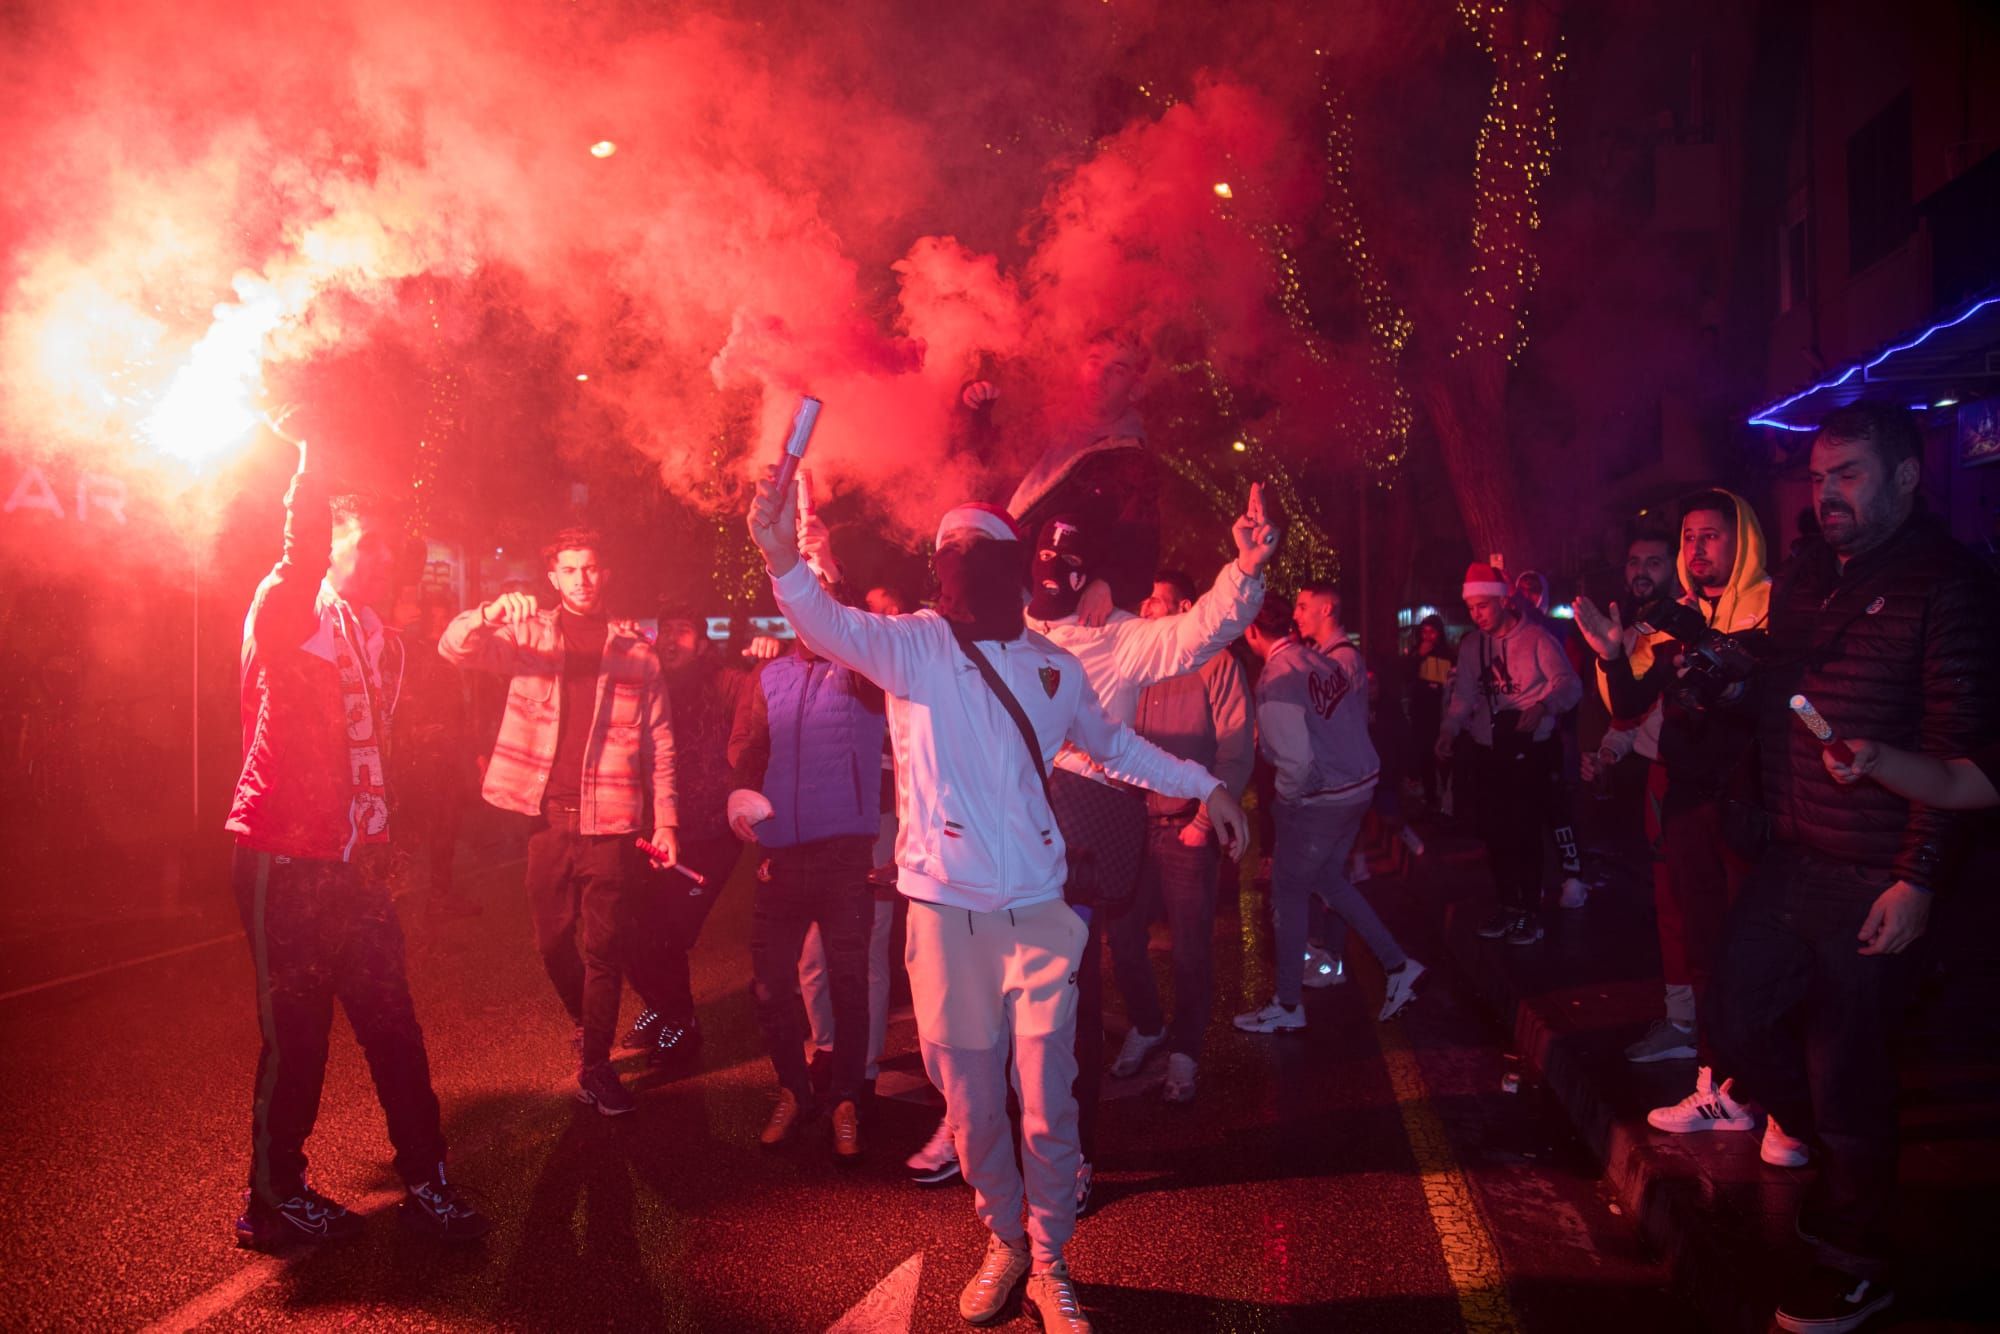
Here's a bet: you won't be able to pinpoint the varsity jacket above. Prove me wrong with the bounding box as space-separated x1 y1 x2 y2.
1255 637 1379 806
770 560 1222 913
437 607 676 834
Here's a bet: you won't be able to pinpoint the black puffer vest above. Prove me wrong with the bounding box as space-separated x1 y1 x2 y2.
1758 512 1999 887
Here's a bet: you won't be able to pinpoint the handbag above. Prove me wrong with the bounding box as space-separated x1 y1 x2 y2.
949 625 1101 903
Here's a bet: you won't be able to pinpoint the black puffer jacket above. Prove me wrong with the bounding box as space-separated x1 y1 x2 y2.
1758 511 2000 888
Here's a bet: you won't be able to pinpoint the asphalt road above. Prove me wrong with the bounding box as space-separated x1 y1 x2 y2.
0 841 1689 1332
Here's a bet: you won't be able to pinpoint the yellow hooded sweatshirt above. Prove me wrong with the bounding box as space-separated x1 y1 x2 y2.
1599 488 1771 712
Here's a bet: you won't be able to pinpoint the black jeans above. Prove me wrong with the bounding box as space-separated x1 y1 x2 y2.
1708 846 1921 1278
233 846 446 1203
523 810 635 1067
749 836 873 1106
1107 821 1219 1059
627 832 742 1026
1463 733 1559 915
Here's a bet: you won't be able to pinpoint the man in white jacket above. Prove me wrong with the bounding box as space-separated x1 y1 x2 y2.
749 470 1248 1334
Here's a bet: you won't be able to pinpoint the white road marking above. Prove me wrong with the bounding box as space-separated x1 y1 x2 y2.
825 1251 923 1334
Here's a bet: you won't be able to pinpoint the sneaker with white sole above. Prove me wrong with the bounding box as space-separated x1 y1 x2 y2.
1774 1265 1893 1333
1647 1066 1755 1134
1506 915 1545 946
1074 1160 1094 1216
1558 877 1589 908
1624 1018 1697 1064
1024 1263 1093 1333
576 1062 636 1116
1109 1026 1166 1078
904 1115 960 1185
1301 947 1346 988
1761 1115 1810 1167
1233 999 1306 1033
1162 1053 1197 1103
959 1232 1031 1324
1378 960 1426 1020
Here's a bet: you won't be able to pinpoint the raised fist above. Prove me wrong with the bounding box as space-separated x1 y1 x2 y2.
482 591 539 626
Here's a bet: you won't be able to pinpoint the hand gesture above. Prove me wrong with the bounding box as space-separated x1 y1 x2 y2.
961 380 999 410
1075 579 1114 628
1822 738 1880 785
1572 596 1624 660
748 465 801 576
1580 749 1600 783
1233 482 1281 576
1857 879 1930 955
743 635 784 661
1204 785 1250 860
796 469 842 582
1178 819 1210 849
482 591 539 626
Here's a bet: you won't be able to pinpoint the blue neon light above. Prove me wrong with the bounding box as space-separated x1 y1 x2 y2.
1746 296 2000 430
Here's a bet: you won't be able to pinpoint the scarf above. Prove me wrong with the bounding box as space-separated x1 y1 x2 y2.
319 583 395 860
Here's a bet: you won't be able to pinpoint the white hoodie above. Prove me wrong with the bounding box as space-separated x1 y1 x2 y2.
771 561 1222 913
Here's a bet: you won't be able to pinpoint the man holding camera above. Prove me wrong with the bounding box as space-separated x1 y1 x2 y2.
1574 491 1795 1160
1707 405 1999 1334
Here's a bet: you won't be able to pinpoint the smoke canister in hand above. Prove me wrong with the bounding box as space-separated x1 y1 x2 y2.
1789 694 1855 764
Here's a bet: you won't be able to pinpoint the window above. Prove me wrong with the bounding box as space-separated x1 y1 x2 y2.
1847 91 1913 274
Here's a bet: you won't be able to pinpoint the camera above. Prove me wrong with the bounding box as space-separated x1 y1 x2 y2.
1632 597 1767 710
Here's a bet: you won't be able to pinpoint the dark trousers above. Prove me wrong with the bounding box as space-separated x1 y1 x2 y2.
1464 735 1559 915
1410 696 1443 806
234 846 446 1204
749 836 874 1106
1709 847 1920 1278
523 812 634 1067
400 747 470 893
627 832 742 1025
1108 821 1219 1059
1656 792 1748 1057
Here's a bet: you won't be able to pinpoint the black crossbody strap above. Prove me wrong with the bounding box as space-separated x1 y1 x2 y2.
950 623 1052 798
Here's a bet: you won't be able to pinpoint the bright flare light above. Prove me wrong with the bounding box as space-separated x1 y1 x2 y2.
1213 182 1233 199
590 140 617 158
140 291 280 467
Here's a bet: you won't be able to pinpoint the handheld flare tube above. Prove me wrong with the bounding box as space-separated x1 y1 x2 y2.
773 395 822 497
1788 694 1855 764
635 838 706 885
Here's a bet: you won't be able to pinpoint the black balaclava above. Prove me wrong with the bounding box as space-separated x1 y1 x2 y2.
936 537 1028 642
1028 515 1091 621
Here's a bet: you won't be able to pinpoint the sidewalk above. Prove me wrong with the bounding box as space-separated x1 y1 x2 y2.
1398 808 2000 1332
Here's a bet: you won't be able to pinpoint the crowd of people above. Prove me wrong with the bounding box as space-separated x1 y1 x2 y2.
221 319 1998 1334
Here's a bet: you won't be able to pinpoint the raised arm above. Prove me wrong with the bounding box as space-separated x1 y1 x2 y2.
436 599 534 675
1104 485 1278 684
246 450 332 653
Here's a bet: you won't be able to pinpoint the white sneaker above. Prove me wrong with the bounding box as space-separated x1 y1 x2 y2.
1378 960 1426 1020
1647 1067 1756 1134
959 1233 1031 1324
1233 999 1306 1033
1109 1027 1166 1078
1301 947 1346 988
1761 1115 1810 1167
1558 877 1589 908
1162 1053 1197 1103
1024 1262 1093 1334
904 1115 960 1184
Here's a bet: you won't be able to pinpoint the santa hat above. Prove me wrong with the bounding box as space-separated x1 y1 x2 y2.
1462 561 1509 600
934 503 1021 548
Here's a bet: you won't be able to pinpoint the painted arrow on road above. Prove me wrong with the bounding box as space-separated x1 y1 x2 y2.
825 1251 922 1334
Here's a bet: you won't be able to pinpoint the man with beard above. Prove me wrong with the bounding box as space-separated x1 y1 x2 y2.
748 471 1250 1334
617 605 745 1071
439 530 677 1116
1576 494 1805 1167
1706 405 1999 1334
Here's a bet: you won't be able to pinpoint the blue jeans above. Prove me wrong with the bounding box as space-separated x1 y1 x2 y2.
1271 800 1405 1006
1108 821 1220 1058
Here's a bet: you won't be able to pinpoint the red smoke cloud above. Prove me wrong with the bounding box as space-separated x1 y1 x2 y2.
2 0 1405 539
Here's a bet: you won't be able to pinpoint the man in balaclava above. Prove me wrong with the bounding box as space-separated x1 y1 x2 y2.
1021 494 1273 1208
749 474 1251 1334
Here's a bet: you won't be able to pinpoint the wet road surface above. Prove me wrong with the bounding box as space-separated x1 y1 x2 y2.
0 841 1688 1332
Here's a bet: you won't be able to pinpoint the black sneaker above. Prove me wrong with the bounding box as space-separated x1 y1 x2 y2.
617 1008 664 1057
577 1062 638 1115
648 1020 703 1071
1506 915 1545 946
235 1186 365 1250
1474 909 1516 940
399 1167 494 1242
1774 1265 1894 1333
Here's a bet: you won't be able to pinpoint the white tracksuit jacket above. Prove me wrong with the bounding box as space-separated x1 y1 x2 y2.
771 561 1222 914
